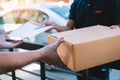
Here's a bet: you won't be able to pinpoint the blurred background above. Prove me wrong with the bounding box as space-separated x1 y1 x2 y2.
0 0 72 45
0 0 73 11
0 0 120 80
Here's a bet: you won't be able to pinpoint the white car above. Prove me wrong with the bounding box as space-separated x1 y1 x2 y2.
0 3 69 45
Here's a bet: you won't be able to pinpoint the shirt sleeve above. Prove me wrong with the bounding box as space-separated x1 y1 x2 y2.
68 0 77 21
115 0 120 25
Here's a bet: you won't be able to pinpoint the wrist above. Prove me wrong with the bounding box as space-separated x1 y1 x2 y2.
117 25 120 28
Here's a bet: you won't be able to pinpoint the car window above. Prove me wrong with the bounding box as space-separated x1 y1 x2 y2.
0 9 49 24
50 6 69 20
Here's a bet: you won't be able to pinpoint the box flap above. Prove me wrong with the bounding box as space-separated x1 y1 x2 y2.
50 25 120 44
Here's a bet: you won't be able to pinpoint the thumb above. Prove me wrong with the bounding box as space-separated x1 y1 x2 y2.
3 30 12 37
55 37 64 47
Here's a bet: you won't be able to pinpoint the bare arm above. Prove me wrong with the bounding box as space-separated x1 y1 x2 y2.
0 51 41 74
118 24 120 27
0 37 65 74
43 19 75 32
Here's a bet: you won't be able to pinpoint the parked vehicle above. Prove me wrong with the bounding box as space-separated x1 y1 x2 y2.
0 3 69 45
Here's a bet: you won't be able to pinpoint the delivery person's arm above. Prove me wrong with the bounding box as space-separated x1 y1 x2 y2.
43 19 75 32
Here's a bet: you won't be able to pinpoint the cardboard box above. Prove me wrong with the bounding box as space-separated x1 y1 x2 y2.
48 25 120 72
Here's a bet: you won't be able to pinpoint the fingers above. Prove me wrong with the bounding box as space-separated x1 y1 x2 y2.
110 25 120 29
12 40 23 43
55 37 64 47
1 31 12 38
49 60 66 68
42 21 55 26
42 21 50 25
0 31 12 42
0 31 12 38
55 60 67 68
5 31 12 35
12 40 23 46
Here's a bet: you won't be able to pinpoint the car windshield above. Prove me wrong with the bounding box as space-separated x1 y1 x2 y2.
0 9 49 24
50 6 69 20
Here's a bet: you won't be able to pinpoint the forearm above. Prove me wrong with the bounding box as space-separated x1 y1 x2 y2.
54 20 74 32
54 24 72 32
0 50 43 74
0 37 64 74
117 24 120 27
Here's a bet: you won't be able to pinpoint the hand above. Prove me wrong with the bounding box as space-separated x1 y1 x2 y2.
42 21 57 27
34 21 57 33
110 25 120 29
0 31 23 49
39 37 66 68
0 31 12 42
0 40 23 49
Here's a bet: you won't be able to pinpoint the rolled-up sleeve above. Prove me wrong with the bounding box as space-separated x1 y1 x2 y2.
68 0 77 21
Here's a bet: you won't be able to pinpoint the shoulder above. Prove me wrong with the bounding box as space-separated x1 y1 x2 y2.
115 0 120 8
116 0 120 4
71 0 87 7
117 0 120 2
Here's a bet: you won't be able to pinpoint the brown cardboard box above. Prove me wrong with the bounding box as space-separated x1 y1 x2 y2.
48 25 120 72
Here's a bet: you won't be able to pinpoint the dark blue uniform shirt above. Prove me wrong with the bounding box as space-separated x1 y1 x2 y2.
69 0 120 28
